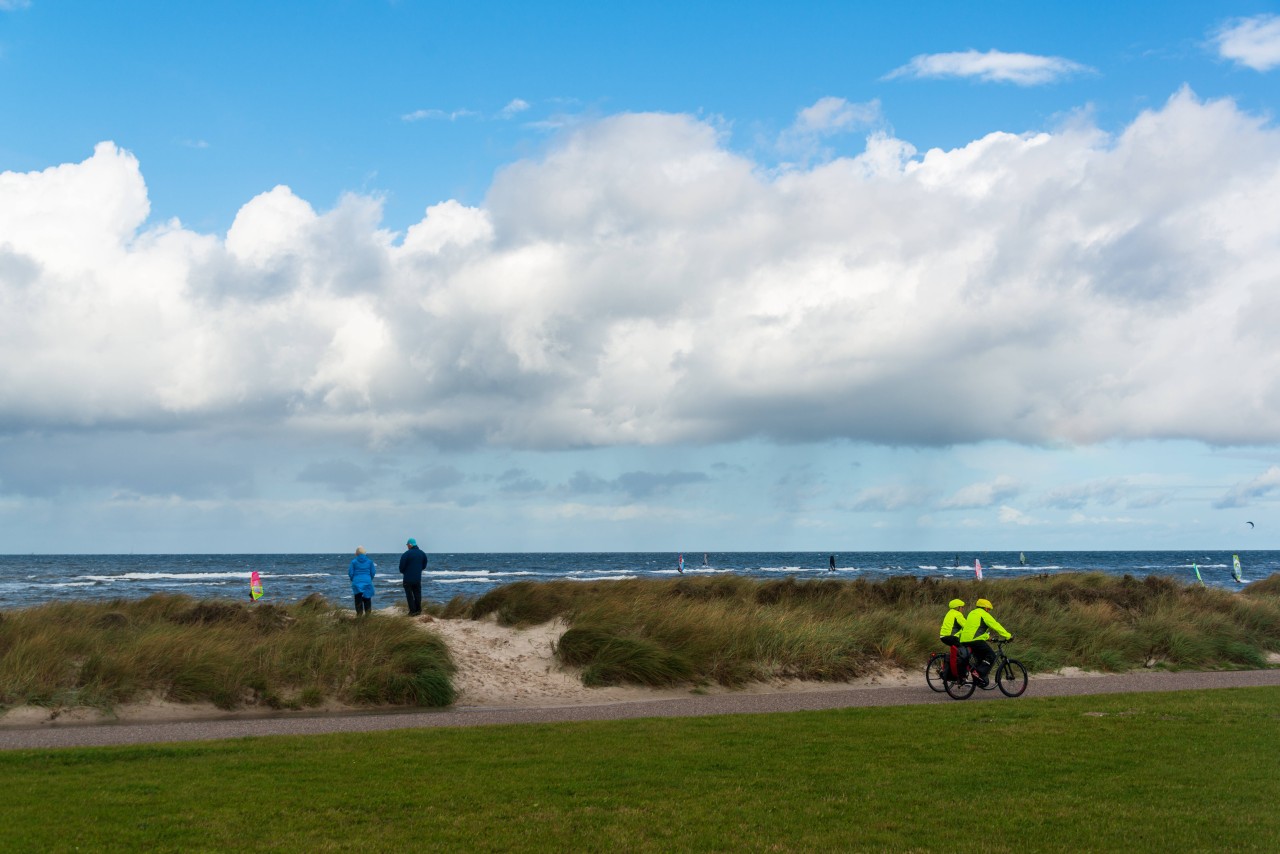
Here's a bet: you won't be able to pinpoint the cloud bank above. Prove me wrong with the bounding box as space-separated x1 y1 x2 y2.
3 89 1280 452
884 49 1092 85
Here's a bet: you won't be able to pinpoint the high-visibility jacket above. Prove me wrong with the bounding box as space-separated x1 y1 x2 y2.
959 607 1011 643
938 608 968 639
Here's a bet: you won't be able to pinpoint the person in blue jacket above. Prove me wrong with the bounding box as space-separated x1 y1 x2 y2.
399 537 428 616
348 547 376 615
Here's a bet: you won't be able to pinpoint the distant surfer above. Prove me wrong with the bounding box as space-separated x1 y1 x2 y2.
829 555 836 571
677 553 684 574
703 553 709 567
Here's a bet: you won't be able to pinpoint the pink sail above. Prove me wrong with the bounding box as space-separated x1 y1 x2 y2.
974 559 983 581
250 570 264 600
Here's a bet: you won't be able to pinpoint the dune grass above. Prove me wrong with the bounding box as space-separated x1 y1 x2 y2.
466 572 1280 688
1 686 1277 851
0 594 455 713
5 572 1276 714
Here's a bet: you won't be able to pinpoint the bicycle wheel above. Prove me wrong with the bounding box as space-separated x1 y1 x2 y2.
926 654 947 692
944 671 976 700
996 659 1028 697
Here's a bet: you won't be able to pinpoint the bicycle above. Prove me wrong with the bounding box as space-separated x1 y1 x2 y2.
941 639 1027 700
925 650 948 692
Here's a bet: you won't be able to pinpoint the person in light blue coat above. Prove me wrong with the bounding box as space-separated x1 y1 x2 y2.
349 547 377 615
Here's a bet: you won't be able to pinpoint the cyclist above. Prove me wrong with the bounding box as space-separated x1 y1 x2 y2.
938 598 967 645
938 598 968 680
959 597 1012 687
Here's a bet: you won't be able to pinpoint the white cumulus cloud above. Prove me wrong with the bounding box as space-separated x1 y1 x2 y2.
4 89 1280 454
885 49 1093 85
777 97 883 161
1214 14 1280 71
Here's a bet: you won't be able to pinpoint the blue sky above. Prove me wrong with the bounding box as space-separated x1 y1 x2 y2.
2 1 1280 553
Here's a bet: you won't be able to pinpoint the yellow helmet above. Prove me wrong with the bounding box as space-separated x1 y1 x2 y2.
976 598 993 609
948 598 965 609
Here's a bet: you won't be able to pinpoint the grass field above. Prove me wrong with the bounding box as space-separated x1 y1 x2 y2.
3 686 1277 851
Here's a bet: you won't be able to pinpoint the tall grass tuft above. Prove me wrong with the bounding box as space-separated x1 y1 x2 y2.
452 572 1280 689
0 594 455 713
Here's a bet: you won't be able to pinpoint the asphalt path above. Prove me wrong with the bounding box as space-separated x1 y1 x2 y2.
3 668 1278 752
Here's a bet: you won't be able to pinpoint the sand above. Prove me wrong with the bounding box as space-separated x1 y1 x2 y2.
422 613 916 708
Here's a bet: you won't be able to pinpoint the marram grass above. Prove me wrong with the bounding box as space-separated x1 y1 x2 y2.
5 572 1278 713
0 593 455 712
468 572 1280 688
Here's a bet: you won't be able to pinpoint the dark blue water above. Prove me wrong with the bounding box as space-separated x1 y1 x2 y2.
0 551 1271 611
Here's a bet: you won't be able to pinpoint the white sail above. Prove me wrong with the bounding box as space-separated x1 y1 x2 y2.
1233 554 1243 583
974 559 983 581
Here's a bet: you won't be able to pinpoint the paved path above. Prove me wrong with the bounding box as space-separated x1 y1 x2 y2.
3 669 1278 752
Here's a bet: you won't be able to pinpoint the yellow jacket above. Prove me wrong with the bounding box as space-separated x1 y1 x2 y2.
959 607 1011 643
938 608 968 639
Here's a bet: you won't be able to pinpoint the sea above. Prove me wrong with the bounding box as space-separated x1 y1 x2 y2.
0 550 1272 611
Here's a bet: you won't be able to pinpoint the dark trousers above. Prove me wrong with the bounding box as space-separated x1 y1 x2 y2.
968 640 995 678
403 581 422 615
354 594 371 615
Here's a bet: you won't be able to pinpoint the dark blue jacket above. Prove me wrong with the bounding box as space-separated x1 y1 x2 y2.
399 545 428 583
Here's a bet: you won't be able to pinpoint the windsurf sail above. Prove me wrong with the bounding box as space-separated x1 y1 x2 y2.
1232 554 1243 584
974 559 983 581
1193 563 1204 587
1019 552 1027 567
250 570 264 600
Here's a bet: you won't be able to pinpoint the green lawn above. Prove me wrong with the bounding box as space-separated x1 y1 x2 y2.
4 687 1278 852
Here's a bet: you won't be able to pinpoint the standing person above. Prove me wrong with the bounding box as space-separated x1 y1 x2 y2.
399 537 428 616
829 555 836 571
958 597 1012 686
348 547 376 616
